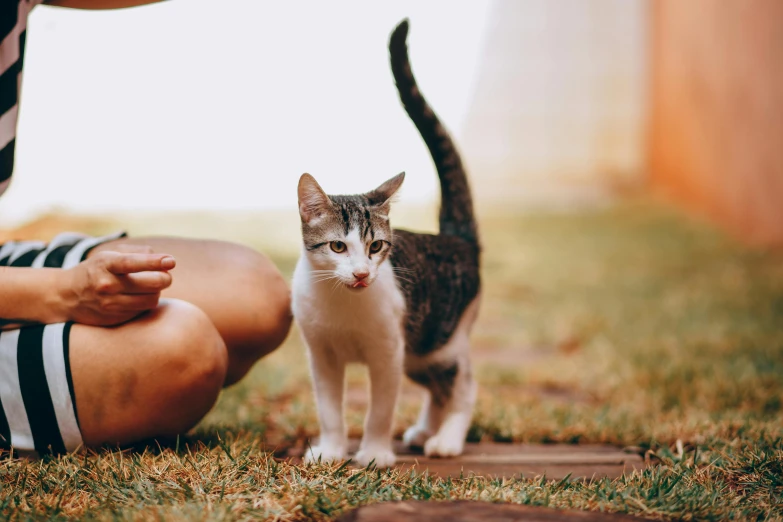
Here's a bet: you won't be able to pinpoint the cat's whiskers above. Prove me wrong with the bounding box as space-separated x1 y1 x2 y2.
391 273 414 285
309 270 335 278
311 274 341 285
391 267 415 283
310 273 336 278
329 278 343 298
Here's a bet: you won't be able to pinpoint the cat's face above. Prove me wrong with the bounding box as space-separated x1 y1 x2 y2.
297 172 405 290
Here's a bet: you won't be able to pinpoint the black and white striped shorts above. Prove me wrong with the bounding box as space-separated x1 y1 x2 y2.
0 231 125 456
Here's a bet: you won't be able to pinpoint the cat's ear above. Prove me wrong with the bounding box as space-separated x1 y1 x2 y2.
298 173 331 224
366 172 405 207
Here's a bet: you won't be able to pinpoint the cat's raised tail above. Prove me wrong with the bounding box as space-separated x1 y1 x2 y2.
389 19 479 245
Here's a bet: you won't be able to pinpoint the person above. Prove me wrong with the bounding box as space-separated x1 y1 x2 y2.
0 0 292 456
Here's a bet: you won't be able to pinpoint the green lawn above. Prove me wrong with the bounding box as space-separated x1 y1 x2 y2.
2 200 781 520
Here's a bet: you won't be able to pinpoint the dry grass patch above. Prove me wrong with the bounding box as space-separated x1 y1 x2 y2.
1 200 782 520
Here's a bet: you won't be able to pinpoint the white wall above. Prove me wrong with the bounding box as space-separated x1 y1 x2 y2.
461 0 648 208
1 0 490 224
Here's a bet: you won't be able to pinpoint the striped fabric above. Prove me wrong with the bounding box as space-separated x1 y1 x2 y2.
0 232 125 269
1 0 46 197
0 323 79 455
0 231 125 456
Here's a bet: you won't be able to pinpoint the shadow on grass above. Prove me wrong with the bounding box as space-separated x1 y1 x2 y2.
112 423 301 460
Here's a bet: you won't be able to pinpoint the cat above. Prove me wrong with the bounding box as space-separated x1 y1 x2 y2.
291 19 481 468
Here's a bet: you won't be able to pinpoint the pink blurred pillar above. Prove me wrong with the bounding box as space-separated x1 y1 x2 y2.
649 0 783 244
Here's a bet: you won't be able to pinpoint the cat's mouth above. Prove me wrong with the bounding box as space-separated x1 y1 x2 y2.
350 280 370 289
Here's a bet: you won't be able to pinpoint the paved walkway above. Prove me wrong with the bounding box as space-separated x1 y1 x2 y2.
335 500 646 521
287 439 645 480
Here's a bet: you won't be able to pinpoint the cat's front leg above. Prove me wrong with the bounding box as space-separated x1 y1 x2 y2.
304 344 348 464
355 345 403 468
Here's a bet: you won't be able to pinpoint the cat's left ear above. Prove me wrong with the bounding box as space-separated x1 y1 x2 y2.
366 172 405 207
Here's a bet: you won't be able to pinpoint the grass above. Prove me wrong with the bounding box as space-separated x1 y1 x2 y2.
1 199 782 520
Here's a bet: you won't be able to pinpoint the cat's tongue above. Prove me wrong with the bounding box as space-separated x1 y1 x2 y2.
352 280 369 288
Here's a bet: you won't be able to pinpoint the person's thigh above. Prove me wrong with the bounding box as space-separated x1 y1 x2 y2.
89 237 292 384
71 299 228 447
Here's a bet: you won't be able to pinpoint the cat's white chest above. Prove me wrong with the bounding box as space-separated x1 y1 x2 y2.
292 257 406 363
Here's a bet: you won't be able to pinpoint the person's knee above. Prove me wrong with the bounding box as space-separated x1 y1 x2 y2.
222 247 292 383
73 299 228 446
150 299 228 436
249 254 293 356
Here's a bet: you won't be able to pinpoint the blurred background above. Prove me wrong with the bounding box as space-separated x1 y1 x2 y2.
2 2 782 499
3 0 780 245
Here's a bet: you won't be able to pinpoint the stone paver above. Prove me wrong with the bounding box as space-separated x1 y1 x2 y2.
286 439 645 480
335 500 646 521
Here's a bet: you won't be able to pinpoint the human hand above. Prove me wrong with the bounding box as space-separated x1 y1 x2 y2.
59 246 175 326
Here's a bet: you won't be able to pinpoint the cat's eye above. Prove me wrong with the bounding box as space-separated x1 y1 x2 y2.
330 241 347 253
369 240 383 254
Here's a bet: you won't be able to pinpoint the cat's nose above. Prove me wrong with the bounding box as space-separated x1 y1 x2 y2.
353 271 370 281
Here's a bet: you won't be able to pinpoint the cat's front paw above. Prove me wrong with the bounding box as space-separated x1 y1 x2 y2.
423 434 464 458
304 445 347 465
403 425 432 449
354 447 397 468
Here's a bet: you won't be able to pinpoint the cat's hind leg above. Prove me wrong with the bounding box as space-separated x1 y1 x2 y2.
405 354 476 458
404 295 480 457
402 390 442 449
422 355 476 458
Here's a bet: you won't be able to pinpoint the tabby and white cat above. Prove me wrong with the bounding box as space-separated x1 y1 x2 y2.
292 19 481 468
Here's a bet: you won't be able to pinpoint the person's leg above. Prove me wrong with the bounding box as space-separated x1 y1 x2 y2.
70 299 228 446
88 237 292 385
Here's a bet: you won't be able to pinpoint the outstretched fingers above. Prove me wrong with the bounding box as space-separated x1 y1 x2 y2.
104 252 176 275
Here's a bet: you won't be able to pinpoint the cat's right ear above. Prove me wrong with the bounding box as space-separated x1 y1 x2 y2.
298 173 331 224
